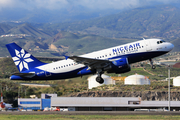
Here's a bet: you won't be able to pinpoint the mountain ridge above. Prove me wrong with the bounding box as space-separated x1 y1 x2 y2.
53 5 180 39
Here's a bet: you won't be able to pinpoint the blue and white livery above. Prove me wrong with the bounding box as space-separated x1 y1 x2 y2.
6 38 174 83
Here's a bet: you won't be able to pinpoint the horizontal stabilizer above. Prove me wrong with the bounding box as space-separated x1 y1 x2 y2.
12 72 35 78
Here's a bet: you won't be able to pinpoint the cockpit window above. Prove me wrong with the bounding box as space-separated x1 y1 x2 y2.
157 40 166 44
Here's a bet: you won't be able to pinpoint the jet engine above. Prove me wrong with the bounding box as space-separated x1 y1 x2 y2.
107 58 131 74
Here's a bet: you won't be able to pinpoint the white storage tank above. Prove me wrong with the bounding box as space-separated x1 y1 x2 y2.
124 74 150 85
173 76 180 86
88 74 115 89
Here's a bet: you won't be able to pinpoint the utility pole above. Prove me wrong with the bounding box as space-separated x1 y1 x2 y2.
168 65 171 111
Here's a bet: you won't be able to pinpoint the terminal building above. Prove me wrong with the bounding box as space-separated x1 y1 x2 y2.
18 94 180 111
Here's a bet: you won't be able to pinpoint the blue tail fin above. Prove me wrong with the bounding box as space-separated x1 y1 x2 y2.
6 43 46 72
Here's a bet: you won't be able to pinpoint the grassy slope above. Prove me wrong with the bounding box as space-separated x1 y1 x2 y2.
0 114 180 120
47 32 135 55
0 23 138 57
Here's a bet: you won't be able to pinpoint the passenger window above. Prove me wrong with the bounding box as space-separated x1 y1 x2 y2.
61 66 63 68
160 41 163 43
157 41 159 44
109 54 111 56
59 67 60 69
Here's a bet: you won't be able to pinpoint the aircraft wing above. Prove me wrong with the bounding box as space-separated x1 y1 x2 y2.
68 56 111 69
12 72 35 78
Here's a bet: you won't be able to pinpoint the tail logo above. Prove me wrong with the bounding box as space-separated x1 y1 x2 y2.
12 49 34 72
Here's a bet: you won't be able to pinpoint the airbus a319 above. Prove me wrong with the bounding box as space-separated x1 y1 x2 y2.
6 38 174 84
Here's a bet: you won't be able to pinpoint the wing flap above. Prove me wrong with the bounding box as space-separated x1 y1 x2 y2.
68 56 110 69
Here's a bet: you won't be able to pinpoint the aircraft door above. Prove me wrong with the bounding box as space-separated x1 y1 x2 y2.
44 66 51 77
144 39 152 51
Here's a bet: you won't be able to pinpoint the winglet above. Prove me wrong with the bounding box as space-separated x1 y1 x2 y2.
64 56 69 60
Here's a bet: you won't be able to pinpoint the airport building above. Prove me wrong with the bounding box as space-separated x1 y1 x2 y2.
18 94 180 111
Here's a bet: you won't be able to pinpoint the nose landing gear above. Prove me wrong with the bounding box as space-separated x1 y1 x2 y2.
149 59 156 69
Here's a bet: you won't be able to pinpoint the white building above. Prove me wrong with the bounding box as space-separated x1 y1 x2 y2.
88 74 115 89
124 74 150 85
18 94 180 111
173 76 180 86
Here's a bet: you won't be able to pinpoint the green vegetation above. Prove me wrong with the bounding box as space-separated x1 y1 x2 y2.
0 114 180 120
0 57 180 105
1 5 180 57
0 23 137 57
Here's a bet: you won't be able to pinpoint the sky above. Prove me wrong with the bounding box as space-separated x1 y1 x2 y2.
0 0 179 11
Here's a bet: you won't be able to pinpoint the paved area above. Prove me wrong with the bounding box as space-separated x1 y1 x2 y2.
0 111 180 115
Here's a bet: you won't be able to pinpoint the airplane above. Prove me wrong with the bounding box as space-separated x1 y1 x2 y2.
6 38 174 84
0 93 12 111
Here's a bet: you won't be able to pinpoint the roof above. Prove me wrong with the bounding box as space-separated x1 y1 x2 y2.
51 97 180 107
51 97 140 107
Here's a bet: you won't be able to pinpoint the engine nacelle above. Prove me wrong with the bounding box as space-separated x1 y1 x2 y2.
107 58 131 74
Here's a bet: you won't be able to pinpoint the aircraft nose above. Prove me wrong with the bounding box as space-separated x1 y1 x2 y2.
169 43 174 51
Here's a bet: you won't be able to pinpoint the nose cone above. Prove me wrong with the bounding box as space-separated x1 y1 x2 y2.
169 43 174 51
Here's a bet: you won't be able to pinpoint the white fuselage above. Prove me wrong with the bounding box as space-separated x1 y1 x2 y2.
37 38 173 75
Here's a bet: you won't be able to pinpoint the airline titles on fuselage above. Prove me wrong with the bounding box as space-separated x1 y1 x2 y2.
112 43 141 54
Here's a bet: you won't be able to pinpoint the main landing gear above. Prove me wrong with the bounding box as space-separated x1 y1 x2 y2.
96 69 104 84
149 58 156 69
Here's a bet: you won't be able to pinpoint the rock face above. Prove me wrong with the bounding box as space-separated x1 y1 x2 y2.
67 91 180 101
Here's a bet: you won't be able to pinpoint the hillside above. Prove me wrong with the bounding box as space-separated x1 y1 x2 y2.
1 5 180 57
6 23 52 38
0 23 12 35
0 26 137 57
45 31 136 55
170 38 180 52
52 5 180 39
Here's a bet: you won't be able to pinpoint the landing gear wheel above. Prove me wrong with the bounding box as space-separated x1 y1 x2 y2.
149 58 156 69
152 65 156 69
96 77 104 84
